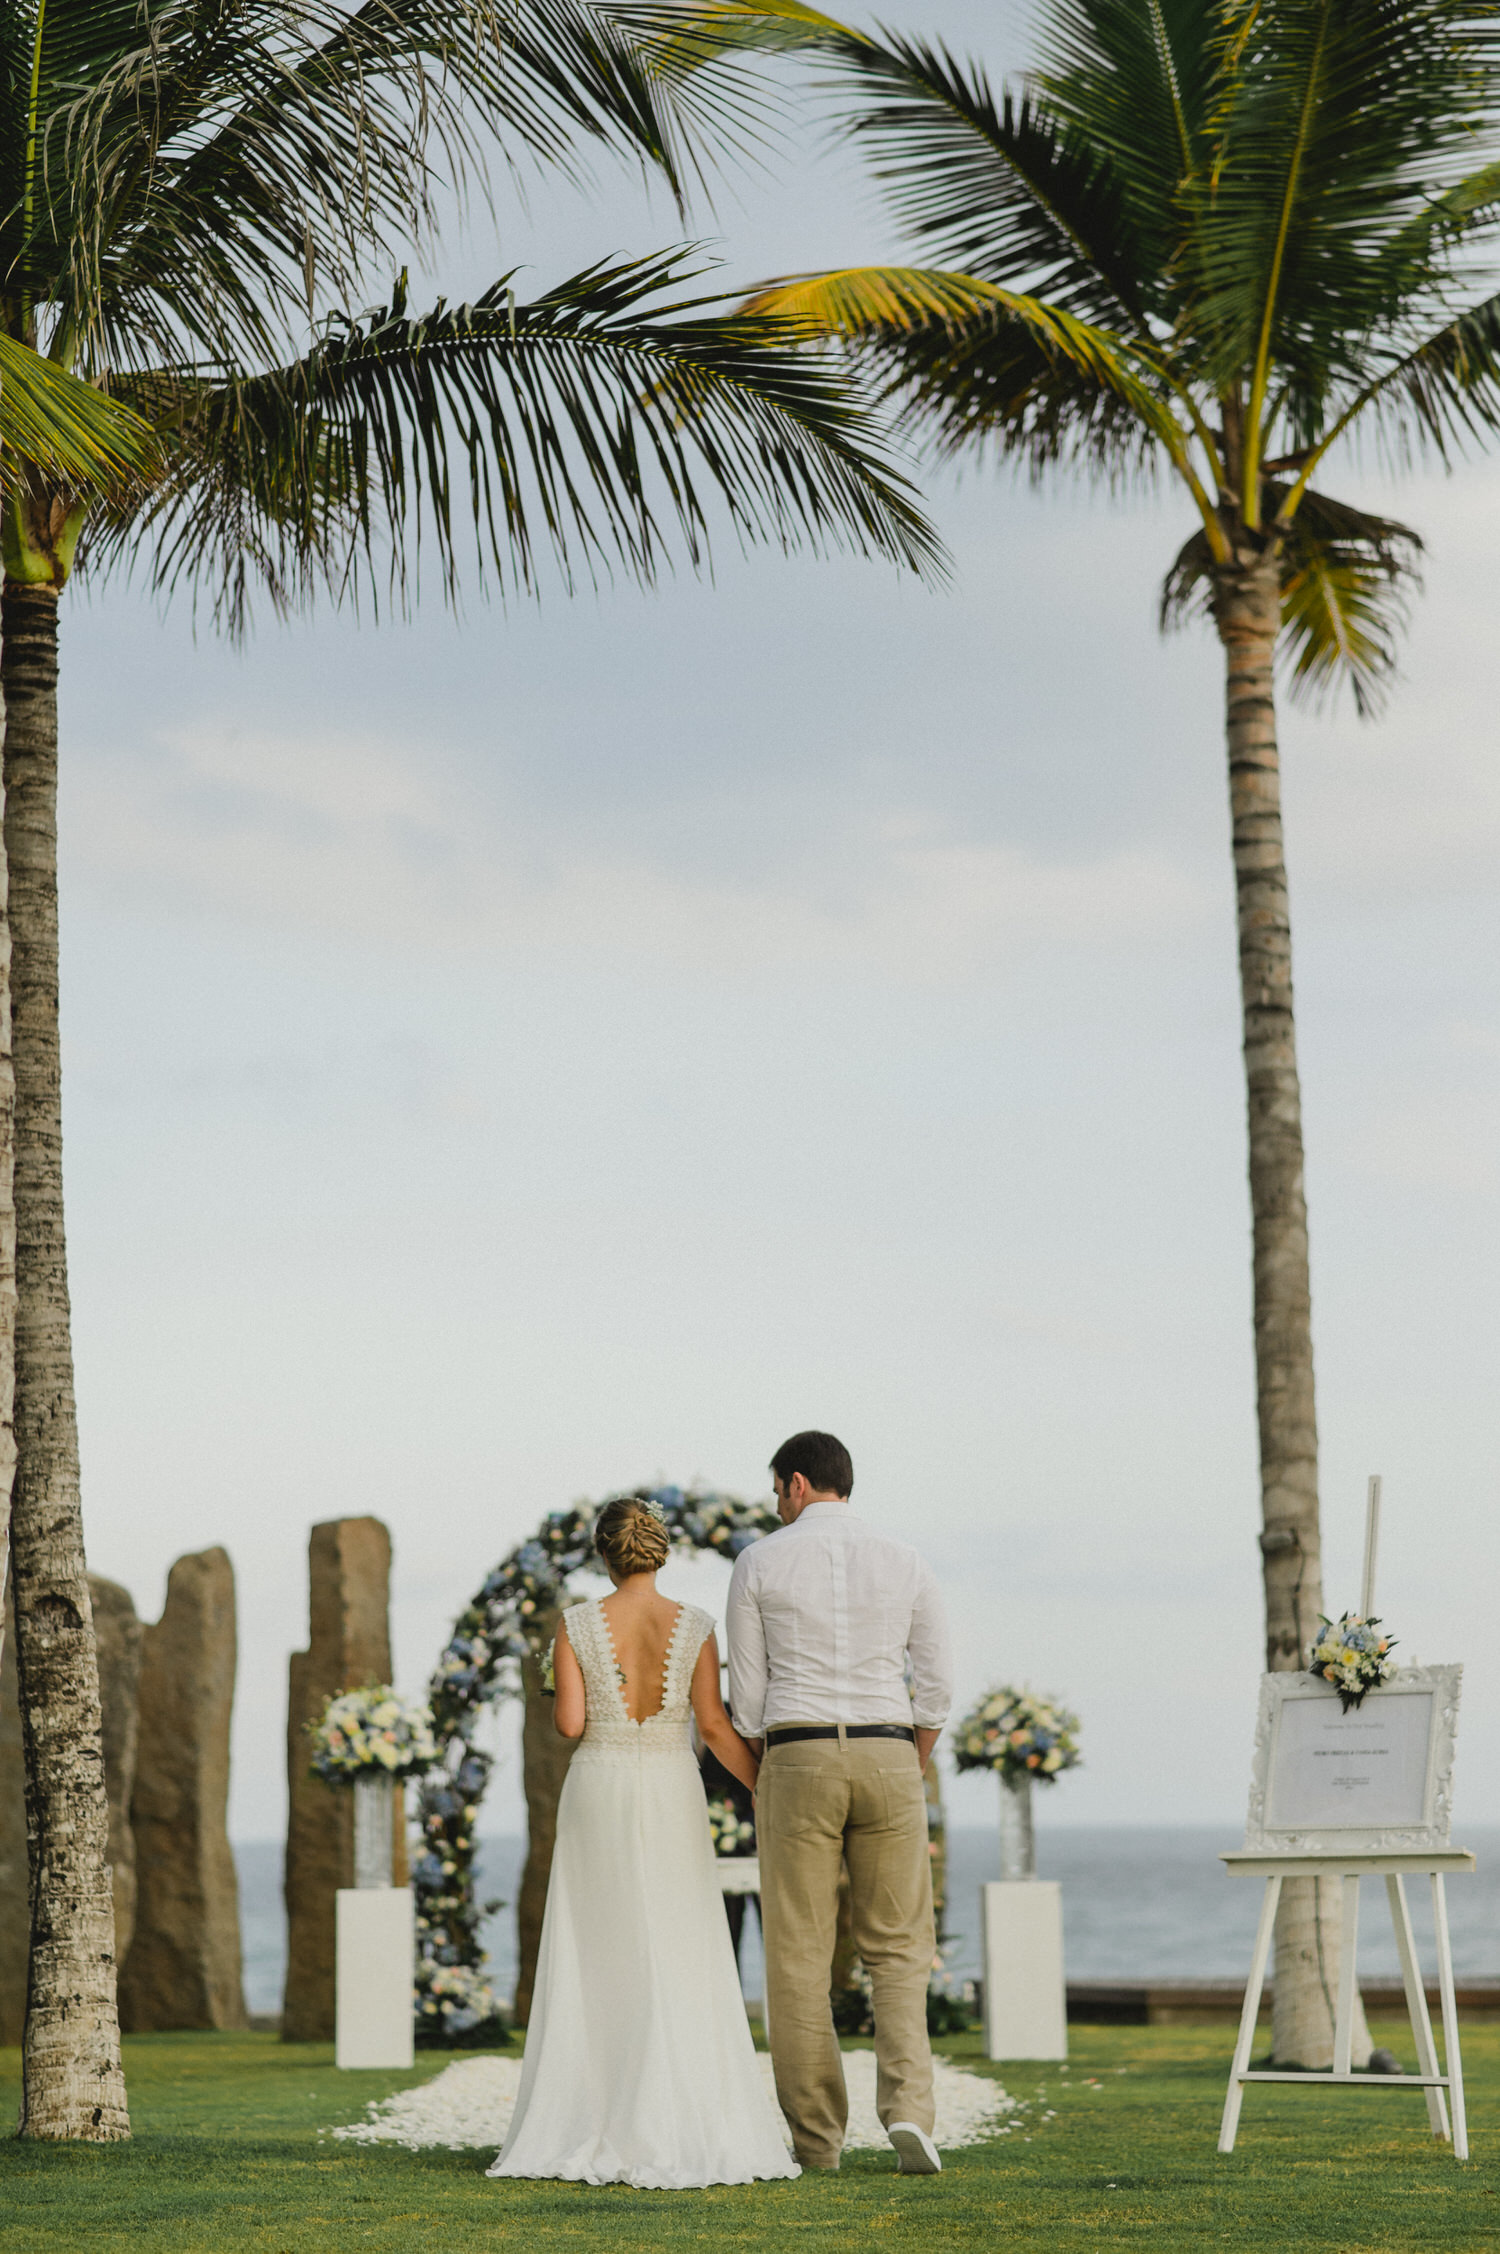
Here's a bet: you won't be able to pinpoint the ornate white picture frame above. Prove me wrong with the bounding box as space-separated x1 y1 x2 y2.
1243 1665 1462 1853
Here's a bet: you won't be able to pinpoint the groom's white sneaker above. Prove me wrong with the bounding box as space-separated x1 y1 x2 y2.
888 2122 942 2175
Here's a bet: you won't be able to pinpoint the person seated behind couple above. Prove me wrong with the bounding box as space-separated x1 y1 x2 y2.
488 1432 951 2188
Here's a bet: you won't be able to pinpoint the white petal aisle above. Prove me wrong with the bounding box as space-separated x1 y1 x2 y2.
331 2050 1016 2155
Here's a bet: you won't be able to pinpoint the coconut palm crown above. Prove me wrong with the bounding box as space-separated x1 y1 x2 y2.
637 0 1500 2065
2 0 943 616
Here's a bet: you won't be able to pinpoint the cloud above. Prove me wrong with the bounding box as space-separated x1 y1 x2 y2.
68 721 1208 980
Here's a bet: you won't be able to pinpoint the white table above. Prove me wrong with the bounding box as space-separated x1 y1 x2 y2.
1218 1849 1475 2160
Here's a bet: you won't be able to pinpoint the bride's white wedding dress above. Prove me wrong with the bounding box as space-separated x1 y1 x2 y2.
487 1597 799 2188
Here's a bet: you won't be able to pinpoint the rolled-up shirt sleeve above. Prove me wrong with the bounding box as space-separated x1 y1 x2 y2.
906 1559 953 1728
725 1555 769 1738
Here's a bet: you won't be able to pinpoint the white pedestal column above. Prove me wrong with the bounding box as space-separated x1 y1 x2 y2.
336 1886 415 2069
981 1880 1067 2061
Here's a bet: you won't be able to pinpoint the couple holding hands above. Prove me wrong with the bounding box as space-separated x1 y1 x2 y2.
488 1430 953 2189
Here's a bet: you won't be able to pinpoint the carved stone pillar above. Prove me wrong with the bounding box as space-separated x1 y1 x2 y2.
89 1575 143 1967
119 1548 247 2031
282 1518 405 2041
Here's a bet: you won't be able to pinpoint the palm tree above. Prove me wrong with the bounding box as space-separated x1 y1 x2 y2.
2 0 940 2139
644 0 1500 2063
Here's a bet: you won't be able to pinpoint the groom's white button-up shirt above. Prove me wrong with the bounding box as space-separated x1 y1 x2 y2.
725 1499 952 1737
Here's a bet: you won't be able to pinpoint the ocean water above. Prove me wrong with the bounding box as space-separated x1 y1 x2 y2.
235 1825 1500 2017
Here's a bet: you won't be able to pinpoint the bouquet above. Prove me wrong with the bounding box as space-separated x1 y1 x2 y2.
1309 1613 1397 1711
952 1685 1081 1783
706 1793 755 1856
308 1685 440 1783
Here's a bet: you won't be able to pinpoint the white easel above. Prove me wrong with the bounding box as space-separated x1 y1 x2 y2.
1219 1478 1474 2161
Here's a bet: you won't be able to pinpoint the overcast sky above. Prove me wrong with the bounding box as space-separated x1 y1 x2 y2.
58 0 1499 1843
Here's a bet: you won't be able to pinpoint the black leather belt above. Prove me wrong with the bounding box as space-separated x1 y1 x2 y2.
765 1724 916 1746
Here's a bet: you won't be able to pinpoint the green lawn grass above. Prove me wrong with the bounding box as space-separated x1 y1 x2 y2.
0 2022 1495 2252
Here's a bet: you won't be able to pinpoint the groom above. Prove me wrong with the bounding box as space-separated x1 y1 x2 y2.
727 1431 952 2176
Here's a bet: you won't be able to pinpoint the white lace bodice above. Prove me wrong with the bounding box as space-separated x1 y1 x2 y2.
565 1598 714 1763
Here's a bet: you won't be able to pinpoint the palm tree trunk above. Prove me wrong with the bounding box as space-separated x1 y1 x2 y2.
1214 547 1369 2071
0 640 16 1673
0 579 129 2139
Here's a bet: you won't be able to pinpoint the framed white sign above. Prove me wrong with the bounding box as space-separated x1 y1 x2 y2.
1243 1665 1462 1853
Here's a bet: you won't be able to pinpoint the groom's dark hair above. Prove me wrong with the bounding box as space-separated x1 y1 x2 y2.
770 1431 853 1498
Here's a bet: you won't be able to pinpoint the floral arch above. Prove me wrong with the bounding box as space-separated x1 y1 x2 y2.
413 1485 779 2031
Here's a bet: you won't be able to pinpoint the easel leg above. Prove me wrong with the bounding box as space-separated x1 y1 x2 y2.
1431 1875 1468 2162
1332 1874 1360 2077
1385 1874 1448 2140
1219 1875 1280 2155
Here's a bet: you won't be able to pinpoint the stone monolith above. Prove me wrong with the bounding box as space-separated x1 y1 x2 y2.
89 1574 143 1966
513 1606 578 2026
120 1548 248 2031
282 1518 406 2041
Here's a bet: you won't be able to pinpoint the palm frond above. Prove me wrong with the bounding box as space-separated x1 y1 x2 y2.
1369 289 1500 456
1034 0 1222 253
91 253 945 630
622 3 1155 326
847 298 1159 478
1190 0 1500 416
0 334 158 490
1161 485 1422 714
793 27 1155 327
739 264 1178 437
39 0 703 375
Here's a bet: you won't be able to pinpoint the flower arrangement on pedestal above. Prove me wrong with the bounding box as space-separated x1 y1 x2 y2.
308 1686 439 1893
1310 1613 1397 1711
308 1687 440 1783
953 1686 1082 1783
953 1685 1081 1881
706 1793 755 1857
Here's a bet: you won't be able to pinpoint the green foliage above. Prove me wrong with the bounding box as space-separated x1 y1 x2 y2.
90 255 941 630
0 334 156 489
1 2024 1497 2251
642 0 1500 703
1 0 940 623
1161 488 1424 716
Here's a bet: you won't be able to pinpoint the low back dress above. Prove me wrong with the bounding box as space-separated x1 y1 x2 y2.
487 1596 799 2188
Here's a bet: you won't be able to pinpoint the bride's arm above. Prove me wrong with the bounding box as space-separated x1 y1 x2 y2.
690 1634 759 1794
553 1617 586 1740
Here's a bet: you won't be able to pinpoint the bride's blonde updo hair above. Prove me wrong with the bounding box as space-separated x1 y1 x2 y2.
594 1497 670 1578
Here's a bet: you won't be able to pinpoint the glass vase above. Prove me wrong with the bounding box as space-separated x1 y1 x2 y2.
352 1772 396 1889
998 1771 1036 1882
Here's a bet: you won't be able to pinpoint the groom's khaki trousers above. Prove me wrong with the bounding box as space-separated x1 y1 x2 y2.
757 1731 936 2168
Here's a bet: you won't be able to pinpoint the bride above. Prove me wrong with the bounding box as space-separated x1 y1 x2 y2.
488 1497 799 2188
